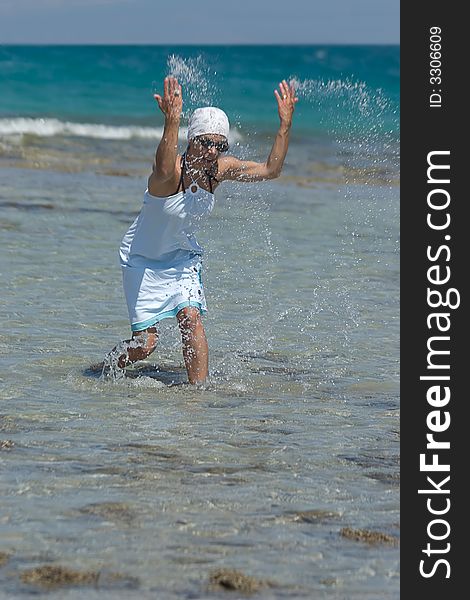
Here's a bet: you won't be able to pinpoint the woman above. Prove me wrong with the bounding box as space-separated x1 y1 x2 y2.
103 75 297 384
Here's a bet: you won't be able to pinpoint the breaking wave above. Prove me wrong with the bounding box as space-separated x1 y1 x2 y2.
0 117 242 142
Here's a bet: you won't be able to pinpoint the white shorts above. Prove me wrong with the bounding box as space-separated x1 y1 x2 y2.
121 250 207 332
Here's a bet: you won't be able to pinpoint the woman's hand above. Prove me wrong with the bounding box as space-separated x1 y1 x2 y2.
154 76 183 122
274 80 298 128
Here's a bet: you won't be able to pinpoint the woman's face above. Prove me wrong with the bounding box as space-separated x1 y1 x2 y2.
191 135 229 162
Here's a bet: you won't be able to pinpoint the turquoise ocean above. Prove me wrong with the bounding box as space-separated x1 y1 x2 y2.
1 46 399 598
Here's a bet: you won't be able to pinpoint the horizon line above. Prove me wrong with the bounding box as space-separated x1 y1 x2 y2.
1 42 400 47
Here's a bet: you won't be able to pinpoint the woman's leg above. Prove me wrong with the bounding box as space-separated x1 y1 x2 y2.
116 327 158 368
176 307 208 384
96 327 158 371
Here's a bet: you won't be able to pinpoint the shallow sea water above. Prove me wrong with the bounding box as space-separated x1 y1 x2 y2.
1 44 399 598
1 140 399 598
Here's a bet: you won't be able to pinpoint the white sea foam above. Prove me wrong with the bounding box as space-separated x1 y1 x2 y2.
0 117 242 143
0 117 163 140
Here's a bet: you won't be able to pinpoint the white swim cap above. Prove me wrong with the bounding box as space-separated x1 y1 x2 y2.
187 107 230 141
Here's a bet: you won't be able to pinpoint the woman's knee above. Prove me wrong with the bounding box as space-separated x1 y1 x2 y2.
176 307 202 331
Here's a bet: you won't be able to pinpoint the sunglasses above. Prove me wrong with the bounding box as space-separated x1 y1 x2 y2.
196 136 229 153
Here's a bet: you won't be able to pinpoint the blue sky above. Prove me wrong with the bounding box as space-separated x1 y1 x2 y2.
0 0 399 44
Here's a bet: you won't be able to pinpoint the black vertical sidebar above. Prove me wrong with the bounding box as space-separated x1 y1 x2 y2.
401 3 465 597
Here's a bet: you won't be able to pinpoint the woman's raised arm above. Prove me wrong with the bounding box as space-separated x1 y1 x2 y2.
148 76 183 187
218 80 298 182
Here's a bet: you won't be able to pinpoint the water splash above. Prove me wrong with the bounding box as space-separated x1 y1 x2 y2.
285 76 399 389
100 334 154 382
153 54 246 145
165 54 219 118
204 181 277 374
290 76 399 183
100 342 127 381
198 75 399 389
291 77 392 119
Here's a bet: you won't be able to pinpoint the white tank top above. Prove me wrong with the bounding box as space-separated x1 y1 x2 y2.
119 181 215 265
